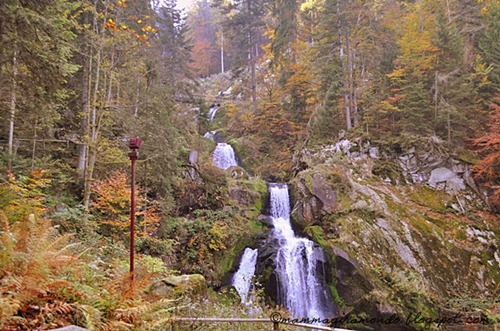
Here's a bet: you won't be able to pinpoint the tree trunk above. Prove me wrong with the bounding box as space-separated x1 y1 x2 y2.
249 34 257 112
337 2 351 130
83 4 104 208
134 74 141 117
8 44 18 166
220 30 225 73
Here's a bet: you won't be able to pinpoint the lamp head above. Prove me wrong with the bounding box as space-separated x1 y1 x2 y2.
129 137 142 149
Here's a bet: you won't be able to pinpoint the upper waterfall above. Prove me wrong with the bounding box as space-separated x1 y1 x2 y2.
213 143 238 170
208 106 218 121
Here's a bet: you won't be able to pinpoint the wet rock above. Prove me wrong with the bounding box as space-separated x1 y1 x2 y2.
257 214 273 227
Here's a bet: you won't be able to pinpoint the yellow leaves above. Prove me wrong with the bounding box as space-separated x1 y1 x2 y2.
380 100 401 114
208 221 228 251
479 0 500 14
0 169 50 224
90 171 161 240
100 3 155 46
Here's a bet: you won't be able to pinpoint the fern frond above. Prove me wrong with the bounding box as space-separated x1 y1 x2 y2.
99 320 133 331
113 298 176 323
0 297 21 327
75 304 103 331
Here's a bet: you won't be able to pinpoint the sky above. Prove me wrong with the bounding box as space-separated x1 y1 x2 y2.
176 0 195 11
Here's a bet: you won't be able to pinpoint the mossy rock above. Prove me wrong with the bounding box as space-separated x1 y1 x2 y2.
455 148 479 164
151 274 207 297
406 186 449 212
305 225 329 248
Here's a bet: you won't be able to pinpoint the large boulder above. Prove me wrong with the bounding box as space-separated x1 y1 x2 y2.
150 274 207 297
291 168 339 227
428 167 466 195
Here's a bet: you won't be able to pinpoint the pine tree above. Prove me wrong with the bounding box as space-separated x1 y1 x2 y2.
212 0 267 111
478 1 500 93
0 0 80 164
432 6 469 145
385 0 438 139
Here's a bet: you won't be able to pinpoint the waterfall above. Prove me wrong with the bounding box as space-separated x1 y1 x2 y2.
269 183 333 319
208 106 218 121
204 130 217 140
213 143 238 170
232 248 258 303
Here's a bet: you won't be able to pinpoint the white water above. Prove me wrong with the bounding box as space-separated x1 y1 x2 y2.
270 183 332 319
204 130 217 140
213 143 238 169
208 106 218 121
232 248 258 303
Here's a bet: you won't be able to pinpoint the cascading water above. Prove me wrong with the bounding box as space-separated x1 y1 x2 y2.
204 130 217 140
213 143 238 170
208 106 218 121
269 183 334 319
232 248 258 303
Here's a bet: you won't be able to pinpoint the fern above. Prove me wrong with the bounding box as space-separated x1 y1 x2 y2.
74 304 103 331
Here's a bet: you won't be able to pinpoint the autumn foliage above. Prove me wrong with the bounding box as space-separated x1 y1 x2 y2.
0 170 174 330
91 171 161 241
473 95 500 208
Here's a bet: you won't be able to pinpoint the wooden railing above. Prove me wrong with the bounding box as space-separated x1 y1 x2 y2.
171 317 354 331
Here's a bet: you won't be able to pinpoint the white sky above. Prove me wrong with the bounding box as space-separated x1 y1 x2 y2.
176 0 195 11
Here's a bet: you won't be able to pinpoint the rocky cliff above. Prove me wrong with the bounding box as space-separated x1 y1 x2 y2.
285 138 499 330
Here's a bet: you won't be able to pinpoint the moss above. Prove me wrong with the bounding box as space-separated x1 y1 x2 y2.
216 235 253 278
329 283 345 307
227 176 268 218
410 217 435 237
455 148 479 164
406 186 449 212
305 225 329 248
456 229 467 240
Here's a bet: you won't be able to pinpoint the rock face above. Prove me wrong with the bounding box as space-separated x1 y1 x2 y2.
291 167 338 227
286 141 499 330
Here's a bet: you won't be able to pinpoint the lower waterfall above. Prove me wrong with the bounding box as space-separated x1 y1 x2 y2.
232 248 258 303
269 183 334 319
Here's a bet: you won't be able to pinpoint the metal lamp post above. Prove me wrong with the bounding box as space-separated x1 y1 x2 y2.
128 137 142 282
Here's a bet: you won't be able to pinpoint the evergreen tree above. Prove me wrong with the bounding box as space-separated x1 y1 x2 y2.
432 7 469 145
0 0 80 163
212 0 267 111
478 1 500 93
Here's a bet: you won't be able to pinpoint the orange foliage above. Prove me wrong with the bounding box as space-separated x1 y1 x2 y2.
91 171 161 241
473 95 500 207
190 38 215 77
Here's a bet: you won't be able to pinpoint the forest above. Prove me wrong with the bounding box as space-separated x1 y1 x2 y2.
0 0 499 330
